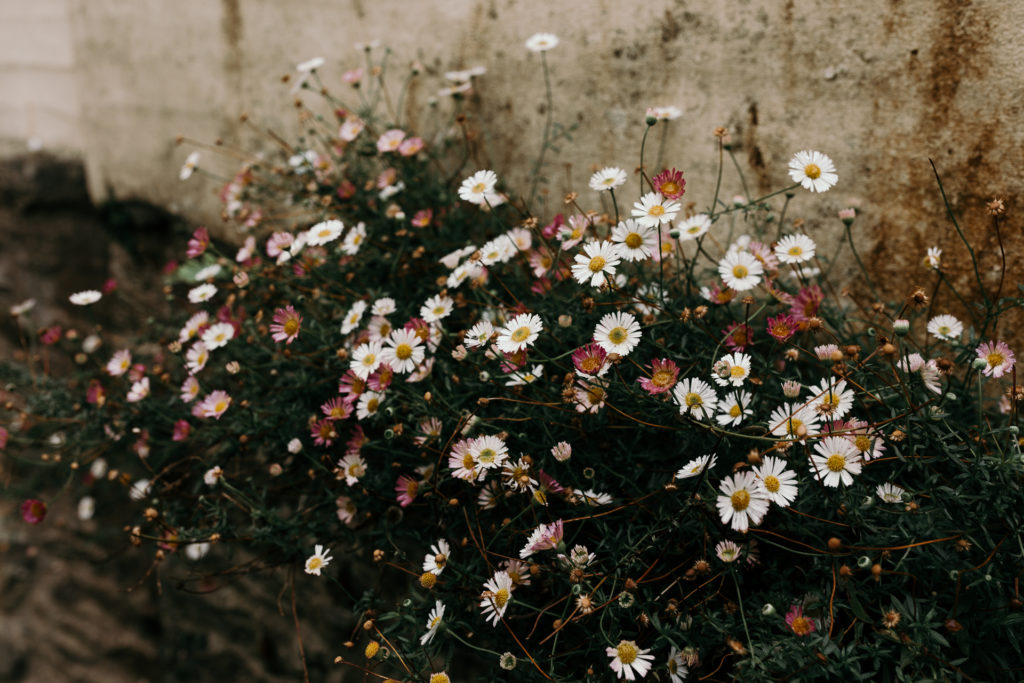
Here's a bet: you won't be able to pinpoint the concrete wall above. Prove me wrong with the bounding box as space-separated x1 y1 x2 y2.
2 0 1022 297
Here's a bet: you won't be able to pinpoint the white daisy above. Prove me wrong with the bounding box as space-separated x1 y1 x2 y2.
716 471 770 531
106 349 132 376
465 320 494 348
611 219 656 261
589 166 627 192
421 294 454 323
355 391 384 420
185 341 210 375
646 105 682 121
458 169 500 206
666 648 690 683
306 219 344 246
340 300 368 335
201 322 235 350
423 539 451 575
371 297 396 316
338 453 366 486
788 150 838 193
804 377 855 420
480 571 514 626
767 403 820 441
470 434 509 470
927 314 963 342
572 241 623 287
775 234 817 264
876 483 905 503
593 311 642 356
675 453 717 479
753 455 798 507
126 377 150 403
69 290 102 306
505 363 543 386
718 250 763 291
193 264 222 282
420 600 446 645
188 283 217 303
179 151 200 180
179 311 210 342
631 192 680 228
496 313 543 353
677 213 711 242
924 246 942 270
810 436 862 487
711 352 752 387
304 544 332 575
606 640 655 680
525 33 559 52
716 390 753 427
366 315 393 341
672 377 718 420
351 340 383 379
340 222 367 255
380 328 424 374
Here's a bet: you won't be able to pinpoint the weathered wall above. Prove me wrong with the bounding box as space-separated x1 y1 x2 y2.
2 0 1022 300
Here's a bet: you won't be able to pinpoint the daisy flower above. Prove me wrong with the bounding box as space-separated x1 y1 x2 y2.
525 32 559 51
470 434 509 470
371 297 396 316
676 453 717 479
340 222 366 255
306 219 343 246
877 483 905 503
606 640 654 680
496 313 543 353
304 545 332 576
589 166 627 192
673 377 718 420
69 290 102 306
767 403 820 441
429 673 451 683
753 455 798 507
188 283 217 303
338 453 366 486
195 390 231 419
810 436 862 487
718 250 763 291
321 397 352 421
572 342 609 377
421 294 454 323
775 234 816 264
180 376 200 403
193 264 222 281
355 391 384 420
715 540 742 562
785 605 816 636
805 377 855 419
788 150 838 193
646 105 682 120
106 349 132 376
611 219 656 261
186 341 210 375
522 519 564 557
126 377 150 403
420 600 446 645
464 320 494 348
652 167 686 199
351 340 383 379
666 648 689 683
395 474 419 507
593 311 642 356
677 213 711 241
551 441 572 462
927 314 963 341
270 305 303 344
380 328 424 374
376 128 406 153
201 322 235 350
766 313 798 343
338 116 365 141
711 352 752 387
717 471 770 531
631 192 680 228
480 571 514 626
502 458 538 492
716 390 753 427
572 241 622 287
458 169 500 206
179 151 200 180
310 418 337 446
976 340 1015 378
923 246 942 270
638 357 680 395
423 539 451 575
574 379 608 413
505 363 543 386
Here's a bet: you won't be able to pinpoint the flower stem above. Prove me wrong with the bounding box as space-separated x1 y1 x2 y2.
527 52 554 212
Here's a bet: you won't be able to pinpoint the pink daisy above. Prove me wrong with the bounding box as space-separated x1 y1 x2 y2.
572 343 608 377
376 129 406 153
790 285 823 322
172 419 191 442
652 168 686 200
637 358 680 395
311 418 338 447
395 474 419 507
766 313 798 343
722 322 753 351
977 340 1015 378
785 605 816 636
321 397 352 421
270 305 303 344
194 390 231 419
186 226 210 258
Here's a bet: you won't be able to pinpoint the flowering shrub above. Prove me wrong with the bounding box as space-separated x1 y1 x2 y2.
6 36 1024 682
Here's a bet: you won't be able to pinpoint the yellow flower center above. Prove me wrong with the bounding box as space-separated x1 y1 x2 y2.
732 264 749 279
510 326 531 343
791 616 813 635
786 418 804 435
284 319 299 335
361 353 377 367
462 452 475 469
580 356 602 374
763 475 780 493
472 182 486 193
804 163 822 179
429 674 451 683
729 404 742 417
987 352 1005 367
317 228 332 239
493 588 510 608
478 448 496 464
366 397 379 413
625 233 643 249
661 180 680 195
826 454 846 472
588 255 607 273
213 400 228 413
788 246 803 256
731 489 751 511
652 369 673 387
433 305 446 315
307 557 323 571
406 479 418 497
348 463 361 476
616 641 639 665
854 435 871 452
395 343 413 360
730 365 746 378
608 327 628 345
648 204 666 217
685 392 703 407
586 386 606 404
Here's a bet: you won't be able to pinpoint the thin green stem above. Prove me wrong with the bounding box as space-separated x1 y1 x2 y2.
527 52 555 212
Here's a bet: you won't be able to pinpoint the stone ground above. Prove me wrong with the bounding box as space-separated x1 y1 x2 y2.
0 155 355 683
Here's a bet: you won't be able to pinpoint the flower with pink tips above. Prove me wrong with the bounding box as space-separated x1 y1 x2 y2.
270 305 303 344
976 340 1015 378
194 390 231 419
